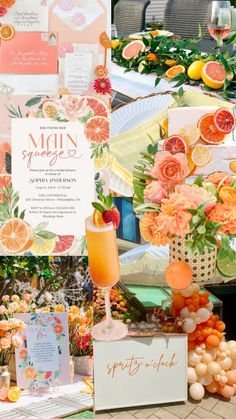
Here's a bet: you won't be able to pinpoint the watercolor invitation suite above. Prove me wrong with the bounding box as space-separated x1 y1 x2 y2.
15 312 70 389
0 0 49 32
0 32 58 75
0 93 109 256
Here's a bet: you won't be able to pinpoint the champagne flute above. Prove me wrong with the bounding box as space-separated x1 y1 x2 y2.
85 216 128 341
208 1 232 47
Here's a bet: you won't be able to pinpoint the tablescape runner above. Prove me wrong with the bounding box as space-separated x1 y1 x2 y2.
110 90 235 196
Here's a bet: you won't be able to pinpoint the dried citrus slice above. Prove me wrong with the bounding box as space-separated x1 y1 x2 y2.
30 236 56 256
219 186 236 204
191 144 212 167
178 124 200 145
213 109 235 134
93 209 105 226
8 388 21 402
163 135 188 154
85 116 109 144
0 219 34 254
166 65 185 79
201 61 226 89
198 113 225 145
0 24 15 41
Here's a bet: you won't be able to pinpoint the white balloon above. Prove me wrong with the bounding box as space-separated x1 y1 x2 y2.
230 347 236 360
202 353 212 364
226 350 231 357
180 307 190 319
206 302 213 312
195 346 203 355
192 283 200 292
196 308 211 322
208 361 221 375
183 318 196 334
180 286 194 298
188 351 202 366
218 352 226 360
219 342 228 352
200 343 206 350
208 348 217 360
187 367 197 384
189 382 205 400
195 317 202 325
227 341 236 349
198 374 213 386
190 312 197 320
218 357 232 371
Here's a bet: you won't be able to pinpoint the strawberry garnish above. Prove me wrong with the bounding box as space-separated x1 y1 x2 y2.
92 192 120 229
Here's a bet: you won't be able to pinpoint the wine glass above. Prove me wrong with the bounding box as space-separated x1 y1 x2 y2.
208 1 232 47
85 216 128 341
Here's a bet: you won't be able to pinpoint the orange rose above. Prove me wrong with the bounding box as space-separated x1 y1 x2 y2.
207 203 236 235
54 304 65 313
0 337 11 349
53 324 63 334
205 172 234 187
151 151 190 186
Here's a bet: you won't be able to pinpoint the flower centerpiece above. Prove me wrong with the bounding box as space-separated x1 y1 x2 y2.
133 141 236 280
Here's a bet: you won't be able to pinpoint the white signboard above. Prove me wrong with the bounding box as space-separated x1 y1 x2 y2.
94 335 188 411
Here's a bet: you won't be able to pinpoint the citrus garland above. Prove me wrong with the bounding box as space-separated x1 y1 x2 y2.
112 34 236 100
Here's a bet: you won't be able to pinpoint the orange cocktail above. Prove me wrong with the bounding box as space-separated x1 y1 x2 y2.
85 216 120 288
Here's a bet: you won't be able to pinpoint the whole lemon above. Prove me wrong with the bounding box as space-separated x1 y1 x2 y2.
187 61 205 80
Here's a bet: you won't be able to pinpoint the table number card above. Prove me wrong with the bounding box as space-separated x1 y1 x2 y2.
0 0 49 32
15 312 70 389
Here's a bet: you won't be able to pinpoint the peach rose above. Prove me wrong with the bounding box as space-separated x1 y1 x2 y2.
23 293 34 303
12 334 23 348
19 302 29 313
61 96 90 121
45 292 52 302
0 337 11 350
151 151 190 186
144 181 169 204
8 302 19 313
205 172 234 186
53 324 63 334
2 295 10 303
24 366 37 381
175 184 217 213
19 348 28 360
0 305 6 314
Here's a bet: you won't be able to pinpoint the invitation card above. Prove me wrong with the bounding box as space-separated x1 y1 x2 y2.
15 312 70 389
0 32 58 75
64 52 93 93
0 0 49 32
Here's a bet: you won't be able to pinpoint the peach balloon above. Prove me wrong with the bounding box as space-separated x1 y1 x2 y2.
218 357 232 371
180 285 194 298
196 363 208 376
208 361 221 375
227 341 236 349
206 380 220 393
230 347 236 360
192 283 200 292
219 342 228 352
219 376 228 386
180 307 190 319
198 374 213 386
226 370 236 385
189 382 205 400
188 351 202 366
202 353 212 364
220 384 235 398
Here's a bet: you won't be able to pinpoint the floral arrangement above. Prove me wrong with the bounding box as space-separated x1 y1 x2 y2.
112 33 236 100
68 305 93 357
0 317 25 366
134 140 236 277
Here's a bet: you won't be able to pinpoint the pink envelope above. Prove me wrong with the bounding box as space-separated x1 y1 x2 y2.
0 32 58 74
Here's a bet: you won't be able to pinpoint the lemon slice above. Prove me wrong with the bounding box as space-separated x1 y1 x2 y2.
30 236 56 255
191 144 212 167
178 125 200 145
94 151 109 171
8 387 21 402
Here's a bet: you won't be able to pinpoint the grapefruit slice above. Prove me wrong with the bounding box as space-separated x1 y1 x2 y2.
53 235 75 254
213 109 235 134
122 40 145 60
178 125 200 145
85 116 109 143
85 96 109 117
166 65 185 79
191 144 212 167
163 135 188 154
198 113 225 145
219 186 236 204
201 61 226 89
0 218 34 254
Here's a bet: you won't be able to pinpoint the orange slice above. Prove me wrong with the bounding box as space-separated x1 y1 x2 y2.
229 161 236 173
0 218 34 254
148 30 159 36
191 144 212 167
178 125 200 145
162 117 168 135
198 114 225 145
219 186 236 204
165 59 177 67
93 209 105 226
147 52 158 62
85 116 109 144
8 388 21 402
166 65 185 79
0 24 15 41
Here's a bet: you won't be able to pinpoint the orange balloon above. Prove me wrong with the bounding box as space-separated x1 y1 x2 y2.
206 335 220 348
165 261 192 290
215 321 225 332
188 341 196 351
220 384 235 398
172 294 186 310
206 380 220 394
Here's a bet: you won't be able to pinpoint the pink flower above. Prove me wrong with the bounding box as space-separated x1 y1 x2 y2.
53 324 63 334
0 338 11 350
93 78 112 95
12 334 23 348
58 0 73 11
58 42 74 58
2 295 10 303
144 181 169 204
0 305 6 314
45 292 52 302
18 302 29 313
8 302 19 313
72 12 86 26
11 295 20 303
0 6 7 17
23 293 34 303
61 95 90 121
156 193 193 236
151 151 190 186
175 184 217 213
19 348 28 360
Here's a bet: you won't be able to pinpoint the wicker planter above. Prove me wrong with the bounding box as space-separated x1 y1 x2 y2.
73 356 93 377
170 236 217 282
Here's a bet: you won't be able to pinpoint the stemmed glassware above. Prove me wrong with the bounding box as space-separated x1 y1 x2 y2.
85 216 128 341
208 1 232 47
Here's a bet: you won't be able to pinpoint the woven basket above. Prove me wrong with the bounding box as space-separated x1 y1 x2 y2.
170 236 217 282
